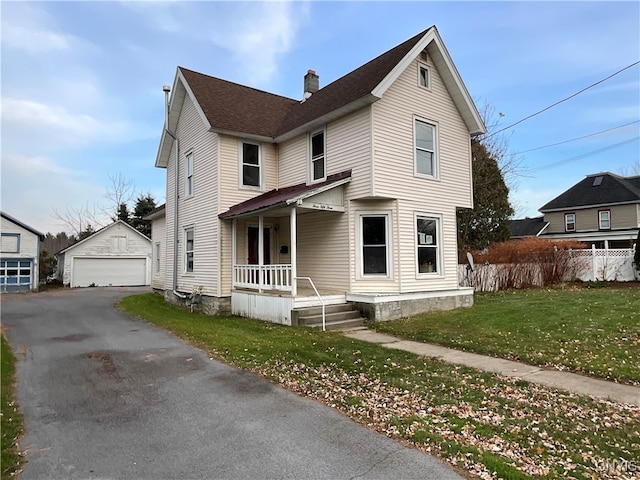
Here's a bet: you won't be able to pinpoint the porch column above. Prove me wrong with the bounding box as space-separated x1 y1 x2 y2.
290 207 297 296
258 215 264 293
232 219 237 288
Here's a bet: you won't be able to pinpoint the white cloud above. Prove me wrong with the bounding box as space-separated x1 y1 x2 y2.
0 3 87 54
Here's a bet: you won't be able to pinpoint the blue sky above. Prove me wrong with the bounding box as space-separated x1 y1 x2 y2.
2 1 639 234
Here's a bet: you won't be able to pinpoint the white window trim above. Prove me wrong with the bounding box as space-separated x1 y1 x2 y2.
417 61 431 90
245 223 275 264
239 140 263 190
413 116 439 180
1 233 20 254
185 152 194 197
355 211 393 280
184 227 194 274
309 128 327 184
415 212 443 278
565 213 576 232
598 210 611 230
155 242 161 273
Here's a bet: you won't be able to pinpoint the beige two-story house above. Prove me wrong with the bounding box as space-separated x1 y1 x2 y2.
151 26 485 324
539 172 640 248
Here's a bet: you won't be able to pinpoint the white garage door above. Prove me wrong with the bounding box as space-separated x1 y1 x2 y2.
72 257 147 287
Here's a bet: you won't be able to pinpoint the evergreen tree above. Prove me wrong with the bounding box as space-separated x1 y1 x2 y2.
457 140 514 257
78 224 95 241
132 193 156 238
633 229 640 270
114 203 131 224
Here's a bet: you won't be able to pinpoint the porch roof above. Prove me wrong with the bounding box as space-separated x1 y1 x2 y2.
219 170 351 220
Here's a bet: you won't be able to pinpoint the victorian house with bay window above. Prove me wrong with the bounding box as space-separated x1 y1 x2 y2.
150 26 485 325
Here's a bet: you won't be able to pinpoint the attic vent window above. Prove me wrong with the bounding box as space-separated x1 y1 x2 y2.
418 63 431 89
593 176 603 186
420 49 428 61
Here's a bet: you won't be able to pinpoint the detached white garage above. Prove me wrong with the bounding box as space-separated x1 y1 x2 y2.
58 221 152 288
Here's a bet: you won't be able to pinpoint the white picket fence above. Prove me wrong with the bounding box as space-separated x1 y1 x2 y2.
459 247 637 291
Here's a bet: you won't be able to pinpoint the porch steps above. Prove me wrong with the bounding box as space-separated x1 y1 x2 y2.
292 303 366 330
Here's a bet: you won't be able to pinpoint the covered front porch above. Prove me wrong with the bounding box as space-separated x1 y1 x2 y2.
219 171 352 325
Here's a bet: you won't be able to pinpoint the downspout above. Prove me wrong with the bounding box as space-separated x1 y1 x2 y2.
163 85 188 299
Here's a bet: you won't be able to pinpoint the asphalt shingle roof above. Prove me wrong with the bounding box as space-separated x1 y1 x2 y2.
509 216 548 238
180 28 430 139
539 173 640 211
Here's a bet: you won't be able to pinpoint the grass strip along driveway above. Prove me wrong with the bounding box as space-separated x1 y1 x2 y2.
370 285 640 386
1 334 23 480
120 293 639 480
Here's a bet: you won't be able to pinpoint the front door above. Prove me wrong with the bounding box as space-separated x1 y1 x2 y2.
247 226 271 265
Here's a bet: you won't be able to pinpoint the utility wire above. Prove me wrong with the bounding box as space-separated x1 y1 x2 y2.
523 136 639 174
484 61 640 139
511 120 640 155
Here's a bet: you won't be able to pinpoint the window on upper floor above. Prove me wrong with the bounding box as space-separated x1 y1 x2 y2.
418 62 431 90
241 141 261 188
414 118 438 178
599 210 611 230
1 233 20 253
416 214 441 275
184 227 194 273
565 213 576 232
357 212 392 278
310 130 326 183
185 152 194 197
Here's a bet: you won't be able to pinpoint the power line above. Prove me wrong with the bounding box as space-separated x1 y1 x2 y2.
484 61 640 139
523 136 639 174
511 120 640 155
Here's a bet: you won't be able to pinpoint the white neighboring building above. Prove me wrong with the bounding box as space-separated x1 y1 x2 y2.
1 211 44 292
57 221 152 288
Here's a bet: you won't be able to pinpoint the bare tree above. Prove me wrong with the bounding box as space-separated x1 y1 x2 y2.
618 160 640 177
103 172 136 219
51 203 103 237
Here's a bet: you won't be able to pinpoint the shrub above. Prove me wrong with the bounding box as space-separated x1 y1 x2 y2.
471 237 586 289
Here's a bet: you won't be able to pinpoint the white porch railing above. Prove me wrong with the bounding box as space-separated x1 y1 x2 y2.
233 264 292 291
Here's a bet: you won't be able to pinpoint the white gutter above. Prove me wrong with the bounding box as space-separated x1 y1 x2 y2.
163 85 188 300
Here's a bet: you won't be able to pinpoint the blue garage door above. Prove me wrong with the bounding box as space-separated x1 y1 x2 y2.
0 259 33 292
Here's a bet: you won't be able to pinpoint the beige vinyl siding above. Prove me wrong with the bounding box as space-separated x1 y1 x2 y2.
296 210 350 294
218 135 278 210
349 199 400 294
371 57 473 209
150 216 166 290
167 93 220 296
396 201 460 292
278 135 308 187
327 107 372 199
545 204 640 233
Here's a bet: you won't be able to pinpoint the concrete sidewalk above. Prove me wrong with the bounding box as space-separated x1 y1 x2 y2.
342 328 640 406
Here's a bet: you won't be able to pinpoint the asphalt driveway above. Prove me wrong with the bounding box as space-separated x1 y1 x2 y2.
2 287 460 479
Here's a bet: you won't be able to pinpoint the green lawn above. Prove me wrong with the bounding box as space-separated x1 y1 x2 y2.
120 293 640 480
371 285 640 385
1 334 23 480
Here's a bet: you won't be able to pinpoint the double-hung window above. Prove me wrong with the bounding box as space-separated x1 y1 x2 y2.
359 213 391 277
415 118 437 178
185 152 194 196
1 233 20 253
310 130 326 182
416 215 441 274
599 210 611 230
564 213 576 232
184 228 194 273
155 243 161 273
242 141 261 188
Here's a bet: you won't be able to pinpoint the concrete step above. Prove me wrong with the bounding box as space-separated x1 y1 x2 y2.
292 303 365 329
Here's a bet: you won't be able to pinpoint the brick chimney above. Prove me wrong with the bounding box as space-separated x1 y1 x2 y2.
303 69 319 98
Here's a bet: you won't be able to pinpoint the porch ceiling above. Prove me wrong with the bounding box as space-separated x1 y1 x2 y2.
219 170 351 220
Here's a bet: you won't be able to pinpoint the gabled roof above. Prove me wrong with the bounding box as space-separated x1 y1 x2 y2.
539 172 640 212
219 170 352 220
156 26 485 167
58 220 151 254
509 216 549 238
143 203 166 221
1 211 44 240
